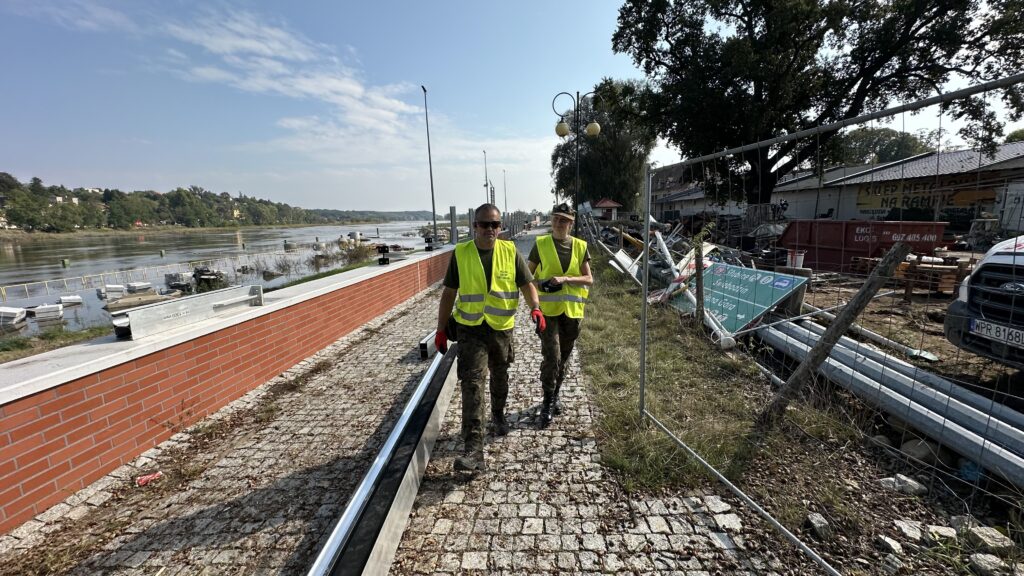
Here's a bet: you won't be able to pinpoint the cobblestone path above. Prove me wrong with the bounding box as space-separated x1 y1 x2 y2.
391 304 799 575
0 287 441 575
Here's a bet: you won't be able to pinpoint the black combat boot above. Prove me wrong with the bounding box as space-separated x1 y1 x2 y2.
454 444 486 473
490 410 510 436
539 392 553 428
551 380 563 416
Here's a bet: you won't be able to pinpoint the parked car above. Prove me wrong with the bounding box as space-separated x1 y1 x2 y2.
944 235 1024 370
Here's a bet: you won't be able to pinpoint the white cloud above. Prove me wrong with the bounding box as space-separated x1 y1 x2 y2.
5 0 136 32
165 11 319 62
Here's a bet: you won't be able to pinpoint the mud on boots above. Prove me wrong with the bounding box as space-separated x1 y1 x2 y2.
528 203 593 429
434 203 543 473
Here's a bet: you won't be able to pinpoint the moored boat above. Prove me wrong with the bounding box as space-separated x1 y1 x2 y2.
0 307 27 324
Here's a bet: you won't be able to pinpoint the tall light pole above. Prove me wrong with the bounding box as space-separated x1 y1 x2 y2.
502 169 508 233
421 85 437 242
482 150 489 205
552 91 601 234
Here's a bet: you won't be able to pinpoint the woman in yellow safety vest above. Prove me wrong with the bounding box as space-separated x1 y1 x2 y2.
528 203 593 427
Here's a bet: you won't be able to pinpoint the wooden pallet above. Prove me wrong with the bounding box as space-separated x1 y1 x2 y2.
849 256 974 297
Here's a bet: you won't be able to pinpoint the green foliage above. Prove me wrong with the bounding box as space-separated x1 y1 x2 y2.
830 127 934 164
551 79 657 210
0 335 32 352
0 173 439 232
1007 128 1024 143
613 0 1024 204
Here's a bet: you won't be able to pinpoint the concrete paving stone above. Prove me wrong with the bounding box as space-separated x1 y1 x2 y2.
709 531 737 550
511 552 534 570
535 534 560 551
442 533 470 552
461 551 487 570
603 552 626 571
430 518 453 535
648 515 673 534
520 516 544 532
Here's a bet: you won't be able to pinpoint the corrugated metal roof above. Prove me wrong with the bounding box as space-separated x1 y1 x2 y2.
833 141 1024 184
774 163 879 192
654 187 705 204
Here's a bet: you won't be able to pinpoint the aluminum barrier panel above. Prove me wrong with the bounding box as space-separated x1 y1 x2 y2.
113 285 264 340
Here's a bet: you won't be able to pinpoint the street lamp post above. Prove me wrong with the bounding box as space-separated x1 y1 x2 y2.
502 169 508 233
482 150 489 205
421 85 438 243
552 90 601 233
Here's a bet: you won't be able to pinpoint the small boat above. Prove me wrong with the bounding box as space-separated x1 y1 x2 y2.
0 307 27 324
33 303 64 320
97 284 126 300
127 281 153 293
59 295 84 306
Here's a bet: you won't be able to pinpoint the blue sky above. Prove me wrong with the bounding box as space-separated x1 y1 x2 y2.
0 0 678 213
1 1 1019 215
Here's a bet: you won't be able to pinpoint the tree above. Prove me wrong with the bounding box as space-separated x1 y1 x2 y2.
829 127 934 164
551 78 658 210
613 0 1024 204
1007 128 1024 143
4 188 47 230
0 172 20 193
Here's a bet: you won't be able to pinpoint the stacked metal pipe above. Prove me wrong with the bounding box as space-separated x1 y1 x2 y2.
756 320 1024 488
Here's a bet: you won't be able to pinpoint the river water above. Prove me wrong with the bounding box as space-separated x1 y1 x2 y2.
0 221 451 337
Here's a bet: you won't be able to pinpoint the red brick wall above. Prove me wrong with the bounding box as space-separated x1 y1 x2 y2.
0 253 448 534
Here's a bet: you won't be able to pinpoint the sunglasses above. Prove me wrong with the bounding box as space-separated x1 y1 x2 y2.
553 215 573 224
475 221 501 229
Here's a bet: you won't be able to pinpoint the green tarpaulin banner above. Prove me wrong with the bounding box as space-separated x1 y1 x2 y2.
669 262 807 333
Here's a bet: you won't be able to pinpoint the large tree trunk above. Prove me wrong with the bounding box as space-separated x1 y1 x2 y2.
742 147 779 205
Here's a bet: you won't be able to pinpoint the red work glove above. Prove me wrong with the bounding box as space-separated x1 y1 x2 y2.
531 309 546 335
434 329 448 354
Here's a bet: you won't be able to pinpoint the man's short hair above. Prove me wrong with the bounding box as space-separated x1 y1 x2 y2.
475 203 501 220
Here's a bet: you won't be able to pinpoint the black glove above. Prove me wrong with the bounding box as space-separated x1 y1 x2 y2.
540 278 563 293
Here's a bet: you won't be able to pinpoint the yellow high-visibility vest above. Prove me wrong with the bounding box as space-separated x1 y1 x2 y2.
453 239 519 330
535 235 588 319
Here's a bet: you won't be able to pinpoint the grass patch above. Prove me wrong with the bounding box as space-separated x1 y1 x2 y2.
579 260 765 490
0 326 111 365
578 259 866 492
269 258 374 291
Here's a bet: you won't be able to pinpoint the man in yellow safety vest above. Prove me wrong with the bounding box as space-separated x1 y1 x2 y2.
528 203 592 427
435 203 544 473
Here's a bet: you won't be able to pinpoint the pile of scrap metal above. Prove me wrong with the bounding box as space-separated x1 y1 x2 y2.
584 212 805 350
585 212 1024 489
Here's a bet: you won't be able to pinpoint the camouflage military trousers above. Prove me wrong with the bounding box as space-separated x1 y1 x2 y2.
455 322 514 451
540 314 581 395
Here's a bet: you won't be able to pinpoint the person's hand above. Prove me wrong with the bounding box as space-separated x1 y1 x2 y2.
434 329 448 354
531 309 546 335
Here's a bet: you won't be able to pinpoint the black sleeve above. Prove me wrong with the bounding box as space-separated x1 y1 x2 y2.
528 243 540 266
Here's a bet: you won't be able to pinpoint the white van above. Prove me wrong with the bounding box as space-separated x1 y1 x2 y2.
945 235 1024 370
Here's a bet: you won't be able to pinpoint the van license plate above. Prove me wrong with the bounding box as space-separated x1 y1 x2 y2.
970 319 1024 349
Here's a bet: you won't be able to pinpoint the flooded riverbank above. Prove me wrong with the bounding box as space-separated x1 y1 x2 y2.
0 221 444 337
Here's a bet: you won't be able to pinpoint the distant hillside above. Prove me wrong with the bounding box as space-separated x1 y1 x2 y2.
0 171 441 232
308 209 437 222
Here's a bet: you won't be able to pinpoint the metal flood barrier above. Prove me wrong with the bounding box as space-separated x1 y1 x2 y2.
308 345 459 576
111 285 264 340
